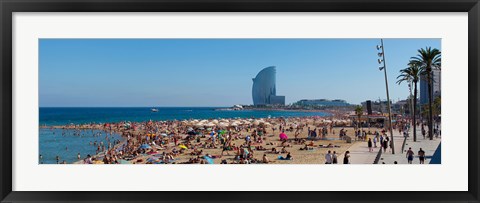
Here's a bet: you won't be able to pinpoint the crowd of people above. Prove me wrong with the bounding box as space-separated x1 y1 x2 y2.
40 116 361 164
41 114 439 165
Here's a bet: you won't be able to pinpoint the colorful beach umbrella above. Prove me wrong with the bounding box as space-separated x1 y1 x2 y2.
178 144 188 149
279 132 288 140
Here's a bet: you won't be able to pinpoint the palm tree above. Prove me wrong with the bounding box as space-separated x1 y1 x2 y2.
397 63 421 142
355 105 364 130
410 47 441 140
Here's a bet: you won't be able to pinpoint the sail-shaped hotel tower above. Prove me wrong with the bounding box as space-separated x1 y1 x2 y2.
252 66 285 106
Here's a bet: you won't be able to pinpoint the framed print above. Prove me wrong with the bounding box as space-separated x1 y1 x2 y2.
1 0 479 202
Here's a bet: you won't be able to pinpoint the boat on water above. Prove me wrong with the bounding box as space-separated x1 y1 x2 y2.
151 108 159 112
215 104 244 111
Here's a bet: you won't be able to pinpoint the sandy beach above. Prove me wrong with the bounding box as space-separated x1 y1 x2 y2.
39 115 395 164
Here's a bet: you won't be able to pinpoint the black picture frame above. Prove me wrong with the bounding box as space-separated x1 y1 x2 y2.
1 0 479 202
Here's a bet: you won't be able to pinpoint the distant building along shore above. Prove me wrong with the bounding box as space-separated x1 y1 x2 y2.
252 66 285 106
294 99 350 107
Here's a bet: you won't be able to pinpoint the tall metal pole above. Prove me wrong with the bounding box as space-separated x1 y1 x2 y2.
380 39 395 154
408 80 414 125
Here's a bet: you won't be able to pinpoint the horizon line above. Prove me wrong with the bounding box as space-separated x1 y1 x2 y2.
39 106 236 108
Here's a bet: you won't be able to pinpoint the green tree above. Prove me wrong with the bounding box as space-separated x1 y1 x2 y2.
397 63 421 142
355 105 364 130
410 47 441 140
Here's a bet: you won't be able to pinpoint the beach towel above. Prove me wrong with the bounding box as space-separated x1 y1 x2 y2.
203 156 214 164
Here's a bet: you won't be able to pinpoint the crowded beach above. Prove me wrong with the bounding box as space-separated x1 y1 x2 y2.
40 113 417 164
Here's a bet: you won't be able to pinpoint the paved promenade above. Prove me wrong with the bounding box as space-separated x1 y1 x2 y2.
380 128 441 164
345 137 381 164
344 127 441 164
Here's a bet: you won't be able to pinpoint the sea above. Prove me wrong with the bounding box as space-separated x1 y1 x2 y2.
39 107 330 164
39 107 330 126
39 128 122 164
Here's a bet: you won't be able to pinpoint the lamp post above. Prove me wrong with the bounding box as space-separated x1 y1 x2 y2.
377 39 395 154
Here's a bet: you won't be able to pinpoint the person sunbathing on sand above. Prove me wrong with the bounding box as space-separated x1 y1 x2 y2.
279 152 293 160
319 143 340 148
190 149 203 156
255 146 267 150
281 147 288 153
271 147 280 154
300 144 313 151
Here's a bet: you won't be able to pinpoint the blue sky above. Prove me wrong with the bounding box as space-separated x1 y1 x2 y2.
39 39 440 107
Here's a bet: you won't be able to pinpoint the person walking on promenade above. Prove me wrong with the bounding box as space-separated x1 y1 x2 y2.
373 136 377 148
325 150 332 164
368 138 373 152
382 139 388 152
343 151 350 164
422 127 426 139
332 151 338 164
418 148 425 164
406 147 414 164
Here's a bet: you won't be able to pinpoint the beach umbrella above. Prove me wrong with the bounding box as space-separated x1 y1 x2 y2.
279 132 288 140
218 122 228 128
139 144 152 149
161 133 168 137
205 123 215 127
178 144 188 150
